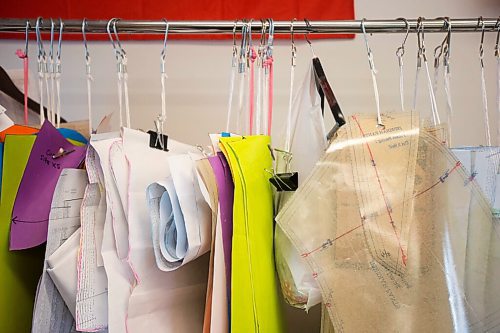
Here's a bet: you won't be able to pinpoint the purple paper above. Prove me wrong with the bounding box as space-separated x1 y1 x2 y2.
9 121 87 250
208 152 234 306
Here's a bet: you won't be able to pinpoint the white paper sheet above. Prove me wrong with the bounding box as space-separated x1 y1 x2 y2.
75 147 108 332
91 133 135 333
47 228 81 319
32 169 87 333
122 128 209 332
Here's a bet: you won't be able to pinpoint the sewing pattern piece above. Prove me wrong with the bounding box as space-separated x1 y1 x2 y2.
277 112 500 332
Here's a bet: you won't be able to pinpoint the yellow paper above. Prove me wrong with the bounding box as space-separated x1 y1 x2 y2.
220 135 284 333
0 134 44 332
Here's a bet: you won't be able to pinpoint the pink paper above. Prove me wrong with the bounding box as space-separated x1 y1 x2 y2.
9 121 87 250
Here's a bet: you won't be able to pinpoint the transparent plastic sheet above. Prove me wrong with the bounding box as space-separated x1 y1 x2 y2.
452 147 500 218
274 60 327 310
277 112 500 332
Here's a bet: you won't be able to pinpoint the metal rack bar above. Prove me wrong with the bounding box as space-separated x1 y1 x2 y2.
0 18 498 34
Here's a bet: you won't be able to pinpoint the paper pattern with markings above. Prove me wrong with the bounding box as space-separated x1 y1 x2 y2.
32 169 88 333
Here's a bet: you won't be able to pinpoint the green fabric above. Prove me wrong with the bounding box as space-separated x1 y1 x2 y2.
0 135 44 333
220 135 284 333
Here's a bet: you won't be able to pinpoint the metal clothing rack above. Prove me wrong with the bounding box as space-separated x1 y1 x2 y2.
0 18 499 34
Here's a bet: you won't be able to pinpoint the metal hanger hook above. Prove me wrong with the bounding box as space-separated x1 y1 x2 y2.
291 18 297 66
82 18 91 64
56 19 64 62
416 17 427 64
106 18 120 61
304 18 316 56
259 19 267 51
495 16 500 57
395 17 410 60
160 18 169 67
24 20 30 55
232 19 238 57
49 18 55 61
267 18 275 58
35 17 46 60
112 18 126 59
303 18 313 46
361 18 375 70
433 17 450 68
478 16 485 67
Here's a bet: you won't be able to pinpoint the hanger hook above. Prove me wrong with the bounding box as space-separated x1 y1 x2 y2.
304 18 316 57
112 18 126 58
416 17 427 65
57 19 64 61
478 16 486 67
82 18 91 64
160 19 169 66
259 19 267 52
238 19 248 72
35 17 46 60
232 19 238 56
303 18 312 46
291 18 297 67
360 18 375 70
24 20 30 56
247 19 253 49
495 17 500 57
395 17 410 60
442 17 452 68
49 18 56 61
107 18 120 61
266 18 275 58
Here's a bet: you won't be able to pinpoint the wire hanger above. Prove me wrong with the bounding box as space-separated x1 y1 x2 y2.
361 18 383 127
396 17 410 112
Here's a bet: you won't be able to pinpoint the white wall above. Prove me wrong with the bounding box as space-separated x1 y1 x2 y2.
0 0 499 148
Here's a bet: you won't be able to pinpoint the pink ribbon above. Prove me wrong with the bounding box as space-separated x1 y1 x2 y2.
264 56 274 136
16 49 29 125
